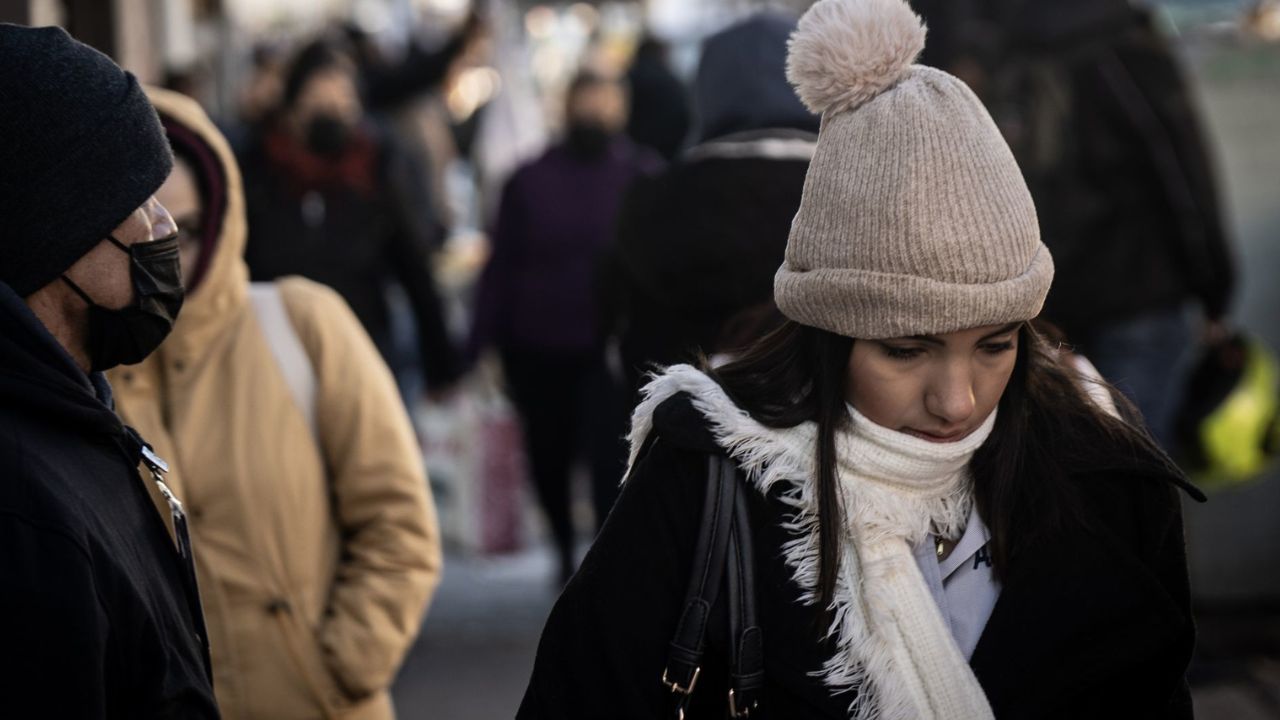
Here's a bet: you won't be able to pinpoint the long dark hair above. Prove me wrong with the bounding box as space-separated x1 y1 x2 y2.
707 320 1177 611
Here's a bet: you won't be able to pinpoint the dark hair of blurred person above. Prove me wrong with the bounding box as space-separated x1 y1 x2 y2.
624 35 692 160
469 70 663 586
110 86 441 720
913 0 1236 449
601 11 820 399
237 36 462 403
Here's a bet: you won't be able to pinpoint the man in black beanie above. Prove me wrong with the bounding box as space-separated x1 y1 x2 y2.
0 24 219 718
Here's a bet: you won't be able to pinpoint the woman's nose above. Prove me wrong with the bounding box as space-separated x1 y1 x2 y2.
925 364 976 426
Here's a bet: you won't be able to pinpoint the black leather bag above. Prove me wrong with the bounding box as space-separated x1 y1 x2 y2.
662 455 763 718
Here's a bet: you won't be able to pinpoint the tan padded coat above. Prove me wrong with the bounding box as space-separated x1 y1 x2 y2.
109 88 441 720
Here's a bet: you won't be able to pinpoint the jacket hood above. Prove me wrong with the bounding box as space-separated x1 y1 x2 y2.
145 87 250 355
692 12 819 144
0 281 123 435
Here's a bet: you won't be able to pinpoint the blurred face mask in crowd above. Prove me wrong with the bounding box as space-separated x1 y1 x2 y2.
60 234 185 372
565 121 612 159
306 113 352 159
845 322 1021 443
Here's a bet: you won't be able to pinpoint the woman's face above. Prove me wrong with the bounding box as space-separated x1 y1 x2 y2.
155 158 204 287
846 322 1022 443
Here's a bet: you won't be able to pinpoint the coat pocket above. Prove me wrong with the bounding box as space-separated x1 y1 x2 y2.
227 593 353 719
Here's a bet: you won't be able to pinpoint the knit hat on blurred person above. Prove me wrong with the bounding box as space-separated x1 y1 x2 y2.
774 0 1054 339
0 24 173 297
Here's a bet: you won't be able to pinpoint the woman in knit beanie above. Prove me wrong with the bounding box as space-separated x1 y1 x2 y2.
517 1 1201 718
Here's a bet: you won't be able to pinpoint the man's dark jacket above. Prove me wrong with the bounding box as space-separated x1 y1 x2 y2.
518 393 1198 719
0 282 219 718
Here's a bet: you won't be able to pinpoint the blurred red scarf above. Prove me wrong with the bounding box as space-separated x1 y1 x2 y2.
263 124 377 198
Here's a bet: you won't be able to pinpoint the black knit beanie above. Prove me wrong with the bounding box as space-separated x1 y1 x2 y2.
0 24 174 297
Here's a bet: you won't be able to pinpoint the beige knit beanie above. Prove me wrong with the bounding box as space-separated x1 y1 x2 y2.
774 0 1054 340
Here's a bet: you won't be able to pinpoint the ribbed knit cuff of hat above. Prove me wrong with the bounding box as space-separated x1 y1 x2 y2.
0 25 173 298
775 245 1054 339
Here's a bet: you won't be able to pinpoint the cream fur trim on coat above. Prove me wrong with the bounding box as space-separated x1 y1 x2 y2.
627 365 995 720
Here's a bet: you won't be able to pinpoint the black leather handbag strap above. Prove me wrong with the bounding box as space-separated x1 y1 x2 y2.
727 477 762 717
663 455 761 719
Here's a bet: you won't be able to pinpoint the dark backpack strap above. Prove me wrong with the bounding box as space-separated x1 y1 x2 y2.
664 455 738 718
727 477 762 717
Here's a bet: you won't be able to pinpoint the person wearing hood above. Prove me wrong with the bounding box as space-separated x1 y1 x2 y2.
603 11 821 399
518 1 1199 718
0 25 217 717
469 70 662 585
238 38 462 404
107 88 441 720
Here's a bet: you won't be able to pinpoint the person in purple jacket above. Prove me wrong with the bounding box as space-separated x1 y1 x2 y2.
470 70 662 585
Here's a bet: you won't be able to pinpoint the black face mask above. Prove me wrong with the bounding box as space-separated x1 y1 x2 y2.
306 114 351 160
565 122 612 160
61 235 185 372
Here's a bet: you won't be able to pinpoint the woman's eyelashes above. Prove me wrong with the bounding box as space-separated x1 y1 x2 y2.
878 340 1016 361
879 343 924 361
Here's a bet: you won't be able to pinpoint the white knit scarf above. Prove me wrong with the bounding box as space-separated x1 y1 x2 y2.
627 365 996 720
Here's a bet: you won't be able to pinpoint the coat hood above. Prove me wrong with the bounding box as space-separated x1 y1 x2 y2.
0 281 123 436
691 12 819 144
145 87 250 355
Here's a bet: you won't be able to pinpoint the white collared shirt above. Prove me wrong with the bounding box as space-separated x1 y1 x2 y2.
912 503 1002 660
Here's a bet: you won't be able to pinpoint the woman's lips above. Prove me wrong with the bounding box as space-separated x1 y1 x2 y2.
903 428 970 443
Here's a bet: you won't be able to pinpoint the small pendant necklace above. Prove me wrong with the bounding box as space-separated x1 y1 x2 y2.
935 536 946 559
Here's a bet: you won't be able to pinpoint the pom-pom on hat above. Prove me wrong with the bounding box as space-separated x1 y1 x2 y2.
774 0 1054 340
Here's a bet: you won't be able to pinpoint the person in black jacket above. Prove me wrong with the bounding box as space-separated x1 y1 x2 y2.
519 1 1200 717
239 38 462 401
605 11 820 399
913 0 1236 448
0 24 218 718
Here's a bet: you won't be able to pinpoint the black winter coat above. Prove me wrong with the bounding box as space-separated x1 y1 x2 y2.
518 393 1198 719
0 283 219 718
605 130 815 396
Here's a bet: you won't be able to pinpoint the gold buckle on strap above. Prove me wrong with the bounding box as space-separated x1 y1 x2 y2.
662 666 701 696
729 688 755 718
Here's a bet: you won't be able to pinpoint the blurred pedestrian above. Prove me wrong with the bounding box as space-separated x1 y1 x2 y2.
605 11 820 397
0 25 217 718
105 87 441 720
519 1 1200 717
469 71 661 585
624 36 692 161
238 38 462 404
915 0 1237 447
